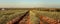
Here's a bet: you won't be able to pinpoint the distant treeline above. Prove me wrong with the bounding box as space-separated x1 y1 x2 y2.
0 8 60 12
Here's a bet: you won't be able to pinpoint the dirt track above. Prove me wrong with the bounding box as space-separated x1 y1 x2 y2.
40 15 60 24
7 11 29 24
6 11 60 24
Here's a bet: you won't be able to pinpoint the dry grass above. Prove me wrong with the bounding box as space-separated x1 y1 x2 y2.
0 10 28 24
0 8 60 24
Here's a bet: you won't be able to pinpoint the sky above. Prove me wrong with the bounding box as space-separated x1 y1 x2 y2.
0 0 60 8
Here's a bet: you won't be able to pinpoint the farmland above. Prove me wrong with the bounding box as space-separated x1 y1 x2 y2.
31 10 60 24
0 8 60 24
0 9 28 24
